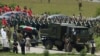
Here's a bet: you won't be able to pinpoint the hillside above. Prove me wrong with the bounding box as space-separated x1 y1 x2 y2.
0 0 100 17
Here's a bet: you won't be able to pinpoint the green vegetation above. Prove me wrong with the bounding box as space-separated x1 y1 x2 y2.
0 0 100 55
44 49 49 56
8 3 16 8
0 52 94 56
80 49 87 56
95 8 100 16
94 36 100 52
0 0 100 17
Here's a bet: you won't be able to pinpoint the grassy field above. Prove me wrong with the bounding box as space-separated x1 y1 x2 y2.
0 52 94 56
0 0 100 17
0 0 100 55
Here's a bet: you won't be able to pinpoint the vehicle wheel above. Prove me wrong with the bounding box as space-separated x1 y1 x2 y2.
45 40 53 50
57 46 64 51
65 43 72 52
75 44 84 52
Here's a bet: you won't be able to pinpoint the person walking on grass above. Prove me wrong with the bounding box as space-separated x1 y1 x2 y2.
12 41 18 54
17 30 25 55
20 39 25 55
1 27 10 51
25 36 31 52
78 0 82 11
0 26 5 47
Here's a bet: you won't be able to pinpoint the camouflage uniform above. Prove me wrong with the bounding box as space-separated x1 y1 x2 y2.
17 31 23 44
6 26 12 43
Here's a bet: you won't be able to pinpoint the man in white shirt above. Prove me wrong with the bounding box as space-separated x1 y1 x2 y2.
0 27 10 48
0 26 4 47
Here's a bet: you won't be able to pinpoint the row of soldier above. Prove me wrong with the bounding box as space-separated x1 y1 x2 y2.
0 12 99 53
1 12 100 39
6 14 99 28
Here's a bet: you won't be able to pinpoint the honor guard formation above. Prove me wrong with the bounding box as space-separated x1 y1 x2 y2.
0 5 100 55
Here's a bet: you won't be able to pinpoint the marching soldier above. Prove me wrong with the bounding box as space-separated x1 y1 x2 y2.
35 20 40 31
31 19 36 28
25 18 31 26
13 19 18 30
30 19 33 27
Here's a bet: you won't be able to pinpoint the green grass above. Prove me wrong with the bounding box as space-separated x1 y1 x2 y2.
0 0 100 55
0 52 94 56
94 36 100 52
0 0 100 17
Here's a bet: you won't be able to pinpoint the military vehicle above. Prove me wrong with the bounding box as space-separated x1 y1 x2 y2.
40 23 93 52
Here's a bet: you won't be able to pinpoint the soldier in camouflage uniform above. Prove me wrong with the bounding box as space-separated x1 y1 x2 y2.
6 25 12 43
17 29 23 44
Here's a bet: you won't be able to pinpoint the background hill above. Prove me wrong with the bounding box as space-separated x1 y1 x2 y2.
0 0 100 17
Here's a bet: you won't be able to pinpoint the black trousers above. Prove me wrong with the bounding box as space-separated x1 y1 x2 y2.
91 47 95 54
21 46 25 55
13 47 18 54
